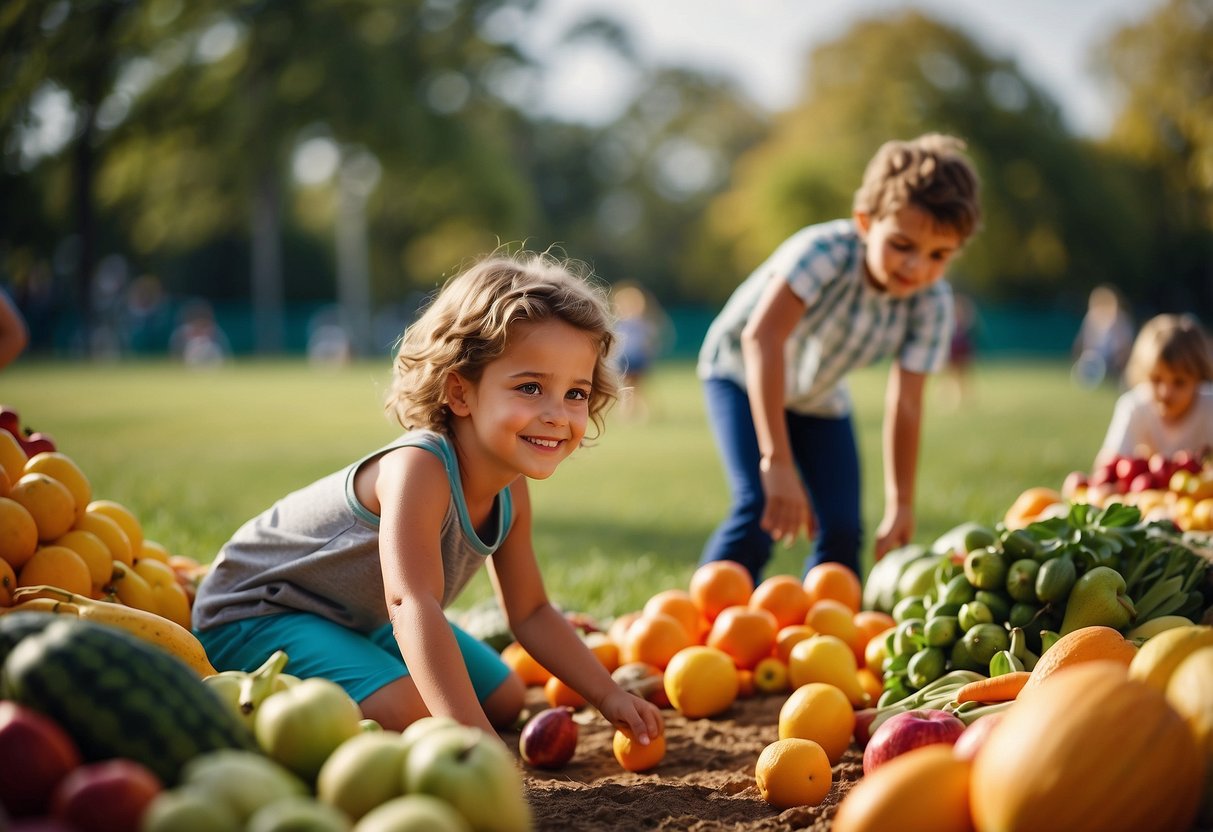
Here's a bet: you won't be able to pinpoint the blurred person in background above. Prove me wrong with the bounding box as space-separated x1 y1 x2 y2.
612 281 674 421
1072 284 1134 389
0 287 29 370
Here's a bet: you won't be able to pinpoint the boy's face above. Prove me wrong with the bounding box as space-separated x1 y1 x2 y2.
855 205 964 298
1149 361 1199 424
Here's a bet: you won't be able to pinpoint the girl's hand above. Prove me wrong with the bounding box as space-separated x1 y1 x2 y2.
759 457 815 546
874 505 914 560
598 688 663 746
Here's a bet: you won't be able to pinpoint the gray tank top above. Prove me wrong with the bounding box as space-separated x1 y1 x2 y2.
192 430 514 633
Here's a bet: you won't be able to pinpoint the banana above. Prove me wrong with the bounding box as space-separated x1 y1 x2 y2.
203 671 252 725
8 585 217 677
1126 615 1195 642
237 649 293 721
1127 624 1213 692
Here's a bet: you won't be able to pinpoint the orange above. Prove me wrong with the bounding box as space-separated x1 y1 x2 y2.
750 574 812 629
51 529 113 590
775 624 817 665
856 667 884 704
736 669 756 698
621 612 695 670
544 676 587 709
584 631 621 672
787 634 869 707
0 496 38 570
689 560 753 622
643 589 706 642
10 473 75 542
863 626 895 671
86 500 143 557
706 605 778 670
755 738 833 809
778 681 855 764
500 641 552 687
804 598 860 648
106 560 156 611
138 539 171 563
71 512 133 567
17 544 92 597
852 609 897 662
803 562 862 613
0 430 26 483
134 557 192 628
612 728 665 773
0 465 10 497
607 610 642 649
24 453 90 523
0 557 14 605
663 645 739 718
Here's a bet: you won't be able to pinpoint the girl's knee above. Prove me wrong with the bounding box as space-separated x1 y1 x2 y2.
482 670 525 728
357 677 429 732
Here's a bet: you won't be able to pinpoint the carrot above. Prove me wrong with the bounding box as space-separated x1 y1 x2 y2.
954 671 1032 704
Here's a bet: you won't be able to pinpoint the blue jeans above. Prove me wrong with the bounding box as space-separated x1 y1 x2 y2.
700 377 862 582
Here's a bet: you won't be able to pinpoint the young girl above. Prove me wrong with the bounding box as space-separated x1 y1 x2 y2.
1099 313 1213 461
192 251 663 745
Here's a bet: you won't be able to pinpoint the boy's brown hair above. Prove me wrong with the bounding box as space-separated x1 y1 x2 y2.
853 133 982 239
1125 314 1213 387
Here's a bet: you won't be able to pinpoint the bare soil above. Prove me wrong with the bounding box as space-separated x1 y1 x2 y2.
502 688 862 832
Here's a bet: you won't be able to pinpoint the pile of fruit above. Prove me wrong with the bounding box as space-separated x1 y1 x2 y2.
1063 448 1213 530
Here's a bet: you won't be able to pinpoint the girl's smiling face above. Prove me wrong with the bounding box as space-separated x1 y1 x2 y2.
856 204 964 299
447 318 598 483
1149 361 1200 424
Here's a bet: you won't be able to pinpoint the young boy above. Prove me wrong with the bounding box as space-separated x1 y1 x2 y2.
697 133 982 581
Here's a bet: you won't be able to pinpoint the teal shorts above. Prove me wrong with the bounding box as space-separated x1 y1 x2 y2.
196 612 510 704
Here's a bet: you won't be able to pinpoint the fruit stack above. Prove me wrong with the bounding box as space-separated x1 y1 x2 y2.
1064 449 1213 531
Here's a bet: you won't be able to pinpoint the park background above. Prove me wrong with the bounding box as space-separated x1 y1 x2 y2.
2 0 1210 617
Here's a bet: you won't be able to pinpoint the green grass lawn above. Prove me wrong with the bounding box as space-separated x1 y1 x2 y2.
5 357 1118 621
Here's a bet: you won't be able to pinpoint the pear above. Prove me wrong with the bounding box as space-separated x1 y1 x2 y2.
1060 566 1136 635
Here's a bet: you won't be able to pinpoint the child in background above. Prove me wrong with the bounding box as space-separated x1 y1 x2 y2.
697 134 982 581
193 251 663 745
1099 314 1213 461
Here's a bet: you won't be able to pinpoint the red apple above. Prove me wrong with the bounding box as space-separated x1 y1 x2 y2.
51 759 162 832
862 708 966 775
1115 456 1148 483
0 701 82 817
1128 473 1154 493
853 707 880 748
20 431 56 456
0 406 19 437
1061 470 1089 499
1148 453 1173 477
1090 465 1116 488
952 711 1006 761
519 706 578 769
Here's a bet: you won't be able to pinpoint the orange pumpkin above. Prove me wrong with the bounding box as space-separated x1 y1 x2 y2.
1020 624 1136 694
971 661 1204 832
832 745 972 832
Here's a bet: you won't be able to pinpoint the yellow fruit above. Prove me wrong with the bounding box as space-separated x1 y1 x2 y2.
0 496 38 570
24 453 90 523
755 738 833 809
612 729 665 773
106 559 157 611
134 557 193 628
73 511 133 566
663 645 739 719
51 529 113 590
0 557 14 606
1166 646 1213 826
86 500 143 558
1128 625 1213 692
138 539 171 563
10 473 75 542
18 544 92 597
787 634 870 706
833 745 973 832
778 681 855 764
0 430 26 483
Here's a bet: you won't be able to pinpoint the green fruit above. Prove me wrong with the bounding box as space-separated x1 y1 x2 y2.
962 525 999 553
1008 601 1040 629
1059 566 1136 635
964 548 1008 591
1000 528 1040 559
974 591 1012 624
896 555 948 604
924 615 959 648
893 619 926 656
404 726 531 832
892 595 928 624
958 601 993 632
354 795 472 832
1036 555 1077 604
180 750 308 823
141 788 241 832
906 647 946 689
926 599 963 619
246 795 351 832
316 731 407 822
940 574 976 606
950 638 984 673
1005 559 1041 603
255 679 364 784
962 623 1011 666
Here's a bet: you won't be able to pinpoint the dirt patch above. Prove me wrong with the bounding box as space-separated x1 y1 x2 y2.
502 689 862 831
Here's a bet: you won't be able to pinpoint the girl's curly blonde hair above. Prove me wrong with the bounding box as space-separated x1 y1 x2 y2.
1125 313 1213 388
385 250 619 437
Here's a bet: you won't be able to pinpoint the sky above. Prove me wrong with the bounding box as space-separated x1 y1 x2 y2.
525 0 1164 137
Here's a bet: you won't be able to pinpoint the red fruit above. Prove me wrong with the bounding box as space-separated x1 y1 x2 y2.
852 707 880 748
1115 456 1148 483
518 706 579 769
20 432 56 456
0 406 19 437
51 759 162 832
0 701 82 817
1061 471 1089 499
1129 473 1154 493
862 708 966 775
952 711 1006 761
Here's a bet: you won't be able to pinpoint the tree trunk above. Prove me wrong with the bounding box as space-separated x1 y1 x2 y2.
250 169 284 354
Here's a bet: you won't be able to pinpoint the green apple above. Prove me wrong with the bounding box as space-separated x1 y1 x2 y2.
399 715 461 763
353 794 471 832
179 749 308 823
141 787 241 832
255 678 364 783
246 794 351 832
404 726 531 832
316 731 407 821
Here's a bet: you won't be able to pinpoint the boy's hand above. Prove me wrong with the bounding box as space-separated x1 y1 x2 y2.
598 688 663 746
759 457 815 546
874 506 914 559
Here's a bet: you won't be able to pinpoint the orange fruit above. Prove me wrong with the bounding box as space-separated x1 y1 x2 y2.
689 560 753 622
544 676 588 709
643 589 706 642
0 557 14 606
706 605 778 670
138 539 171 563
10 473 75 542
787 634 869 707
0 465 10 497
621 612 695 670
753 656 790 694
607 610 642 649
852 609 897 662
18 544 92 597
584 631 621 672
755 738 833 809
856 667 884 704
72 512 133 567
803 562 862 613
51 529 113 590
804 598 860 648
0 430 27 483
750 574 812 629
24 453 90 523
778 681 856 764
663 645 739 718
775 624 816 665
863 626 895 671
86 500 143 557
736 669 756 698
612 728 665 773
106 560 157 611
0 496 38 570
500 641 552 687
